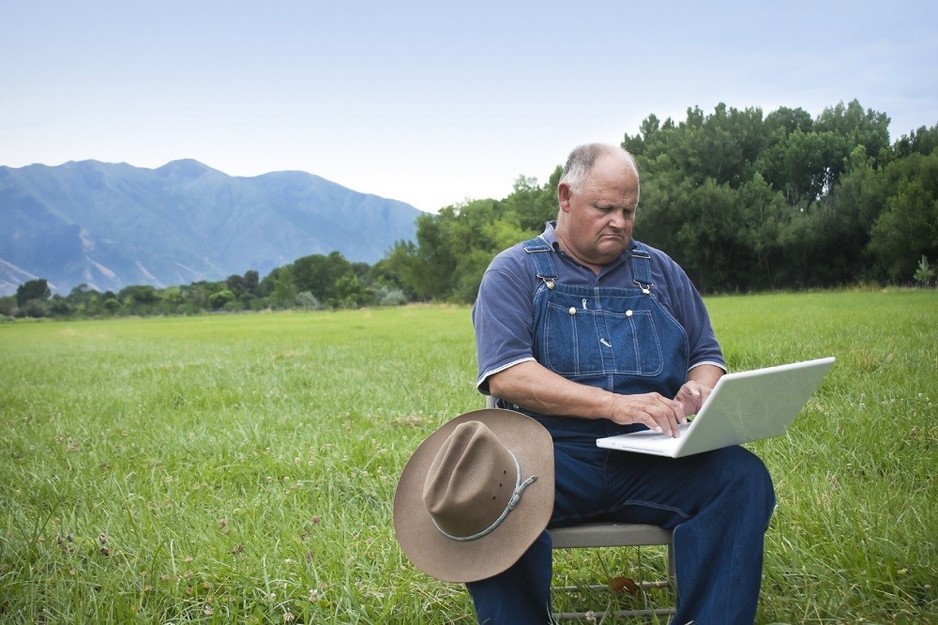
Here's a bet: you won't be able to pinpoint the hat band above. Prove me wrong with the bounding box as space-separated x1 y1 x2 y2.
430 450 538 543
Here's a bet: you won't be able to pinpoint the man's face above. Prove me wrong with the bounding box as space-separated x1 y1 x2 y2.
556 153 639 270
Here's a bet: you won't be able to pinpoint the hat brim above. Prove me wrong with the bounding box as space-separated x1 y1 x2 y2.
393 408 555 583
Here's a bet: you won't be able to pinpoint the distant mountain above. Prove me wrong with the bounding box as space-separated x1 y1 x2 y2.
0 159 422 296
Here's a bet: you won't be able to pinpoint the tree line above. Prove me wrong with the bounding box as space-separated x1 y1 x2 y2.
2 252 411 318
4 99 936 320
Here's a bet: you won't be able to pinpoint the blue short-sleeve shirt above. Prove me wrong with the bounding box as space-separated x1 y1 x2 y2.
473 222 725 393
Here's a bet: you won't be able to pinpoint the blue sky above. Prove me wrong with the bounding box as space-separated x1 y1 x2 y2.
3 1 936 212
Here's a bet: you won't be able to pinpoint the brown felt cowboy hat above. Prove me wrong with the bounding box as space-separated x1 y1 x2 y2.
393 408 554 583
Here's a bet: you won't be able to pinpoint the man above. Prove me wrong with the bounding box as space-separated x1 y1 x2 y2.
470 143 776 624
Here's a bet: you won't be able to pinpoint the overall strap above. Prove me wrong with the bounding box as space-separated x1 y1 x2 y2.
629 244 654 294
522 236 558 288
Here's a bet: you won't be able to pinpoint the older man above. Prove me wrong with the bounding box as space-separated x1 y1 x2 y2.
470 143 776 624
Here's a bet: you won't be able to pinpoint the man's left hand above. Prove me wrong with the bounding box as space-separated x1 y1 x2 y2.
674 380 712 417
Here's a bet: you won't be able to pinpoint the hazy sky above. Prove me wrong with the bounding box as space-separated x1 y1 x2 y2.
3 1 936 212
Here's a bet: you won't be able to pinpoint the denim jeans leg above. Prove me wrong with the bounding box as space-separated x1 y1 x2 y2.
465 530 555 624
665 446 776 625
598 445 776 625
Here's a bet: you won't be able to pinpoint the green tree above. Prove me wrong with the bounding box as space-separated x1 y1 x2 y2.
385 213 458 301
65 284 102 316
763 106 814 137
369 256 416 302
894 124 938 157
179 282 214 313
103 296 120 314
758 128 846 208
208 289 235 310
16 279 50 308
48 294 72 316
673 178 742 292
21 299 48 318
867 152 938 281
223 269 261 309
119 285 161 315
736 173 790 289
292 252 352 306
823 147 890 282
0 296 16 317
334 274 369 308
913 255 935 286
815 99 891 162
499 175 557 232
161 286 185 314
382 240 424 299
264 266 297 309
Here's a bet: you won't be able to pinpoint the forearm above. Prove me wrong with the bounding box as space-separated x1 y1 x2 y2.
487 361 615 419
489 362 724 412
686 363 723 388
487 360 687 436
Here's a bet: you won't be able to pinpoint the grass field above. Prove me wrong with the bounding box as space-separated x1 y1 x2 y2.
1 290 936 624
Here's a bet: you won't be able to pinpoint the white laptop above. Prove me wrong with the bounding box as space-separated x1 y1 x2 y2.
596 357 836 458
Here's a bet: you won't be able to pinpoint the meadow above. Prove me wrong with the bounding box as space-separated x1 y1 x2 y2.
1 290 935 624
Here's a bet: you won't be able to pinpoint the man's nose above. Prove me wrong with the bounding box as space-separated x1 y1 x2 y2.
608 211 627 229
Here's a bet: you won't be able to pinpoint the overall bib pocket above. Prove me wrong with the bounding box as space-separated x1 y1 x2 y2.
540 296 664 378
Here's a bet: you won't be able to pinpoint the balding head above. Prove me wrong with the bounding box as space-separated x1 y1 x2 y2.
558 144 640 200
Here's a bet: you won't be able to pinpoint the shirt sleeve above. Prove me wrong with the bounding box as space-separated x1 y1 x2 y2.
654 253 726 372
471 248 538 393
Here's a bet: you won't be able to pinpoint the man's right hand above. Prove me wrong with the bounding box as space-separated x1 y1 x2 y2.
605 391 687 438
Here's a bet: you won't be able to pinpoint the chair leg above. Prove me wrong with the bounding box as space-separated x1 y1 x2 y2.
551 546 676 622
667 541 676 590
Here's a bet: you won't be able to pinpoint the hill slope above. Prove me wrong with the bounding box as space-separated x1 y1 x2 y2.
0 159 421 295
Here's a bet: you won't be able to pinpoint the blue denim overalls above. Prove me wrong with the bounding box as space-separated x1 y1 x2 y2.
467 238 776 625
529 235 687 403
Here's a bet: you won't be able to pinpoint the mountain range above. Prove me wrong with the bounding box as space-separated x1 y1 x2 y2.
0 159 422 296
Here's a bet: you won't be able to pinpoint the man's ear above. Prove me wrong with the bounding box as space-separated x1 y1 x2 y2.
557 183 572 214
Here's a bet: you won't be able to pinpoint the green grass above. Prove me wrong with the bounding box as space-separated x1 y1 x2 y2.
1 291 936 624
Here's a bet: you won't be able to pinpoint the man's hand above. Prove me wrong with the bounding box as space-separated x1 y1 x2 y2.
674 379 713 418
606 392 687 438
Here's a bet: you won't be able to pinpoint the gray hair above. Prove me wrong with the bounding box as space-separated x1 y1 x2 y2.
558 143 639 194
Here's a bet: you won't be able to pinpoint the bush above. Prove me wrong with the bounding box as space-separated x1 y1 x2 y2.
295 291 321 310
21 299 47 318
376 286 408 306
0 296 16 317
913 255 935 286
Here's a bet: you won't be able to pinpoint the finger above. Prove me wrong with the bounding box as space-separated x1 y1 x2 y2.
644 396 684 437
613 393 683 436
675 382 703 418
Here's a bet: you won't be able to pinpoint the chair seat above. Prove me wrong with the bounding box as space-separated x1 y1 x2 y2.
549 522 671 549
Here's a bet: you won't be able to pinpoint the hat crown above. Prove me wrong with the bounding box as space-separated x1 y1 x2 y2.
423 421 518 540
393 408 554 583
